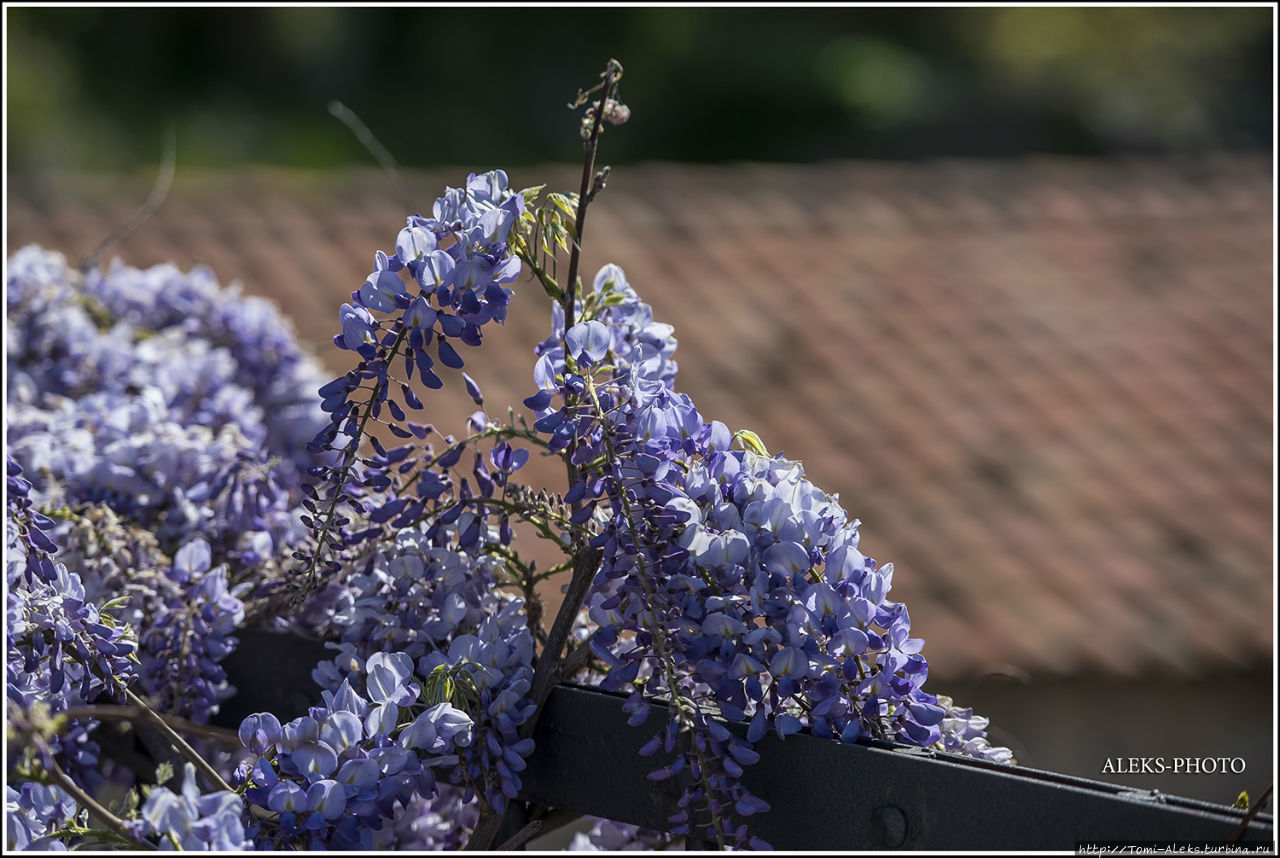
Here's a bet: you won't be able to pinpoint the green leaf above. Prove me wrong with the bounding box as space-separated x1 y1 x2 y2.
124 788 141 815
98 595 132 617
732 430 771 457
519 184 547 205
550 193 579 219
532 267 563 301
421 665 456 707
52 822 139 849
558 217 579 244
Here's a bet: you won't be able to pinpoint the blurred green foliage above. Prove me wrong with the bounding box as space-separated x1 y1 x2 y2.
6 6 1272 171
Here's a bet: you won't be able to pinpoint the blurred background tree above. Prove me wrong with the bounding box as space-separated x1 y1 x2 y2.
6 5 1272 172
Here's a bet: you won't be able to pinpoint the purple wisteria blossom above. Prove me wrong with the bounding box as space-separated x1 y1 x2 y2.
235 648 475 849
4 150 1016 852
132 763 246 850
525 260 1014 847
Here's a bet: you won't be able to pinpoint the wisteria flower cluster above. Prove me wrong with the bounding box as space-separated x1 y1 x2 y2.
7 247 321 601
307 521 539 822
517 258 1018 847
129 763 247 851
5 65 1015 851
6 782 79 851
235 649 474 850
7 456 136 800
5 248 328 849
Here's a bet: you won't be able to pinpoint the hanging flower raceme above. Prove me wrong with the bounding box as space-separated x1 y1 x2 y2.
297 171 525 600
236 649 475 850
5 456 137 804
305 514 538 830
525 260 1014 847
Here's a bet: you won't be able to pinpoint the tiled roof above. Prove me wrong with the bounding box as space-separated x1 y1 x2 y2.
6 155 1273 683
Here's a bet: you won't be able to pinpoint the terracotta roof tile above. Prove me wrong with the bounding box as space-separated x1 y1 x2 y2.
6 156 1271 683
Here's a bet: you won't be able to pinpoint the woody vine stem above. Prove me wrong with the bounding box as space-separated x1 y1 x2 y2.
464 57 623 852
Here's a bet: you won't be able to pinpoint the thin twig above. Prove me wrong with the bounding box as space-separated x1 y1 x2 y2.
556 637 595 685
59 704 243 747
563 58 623 332
559 59 622 505
42 745 155 850
533 58 621 720
524 546 602 733
1228 782 1273 843
586 165 611 204
465 58 624 854
553 58 623 515
329 100 413 212
496 818 543 851
124 688 232 794
527 806 584 839
81 126 176 273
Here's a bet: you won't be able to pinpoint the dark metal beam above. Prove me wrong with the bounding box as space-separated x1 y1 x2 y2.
214 632 1274 850
517 684 1274 851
